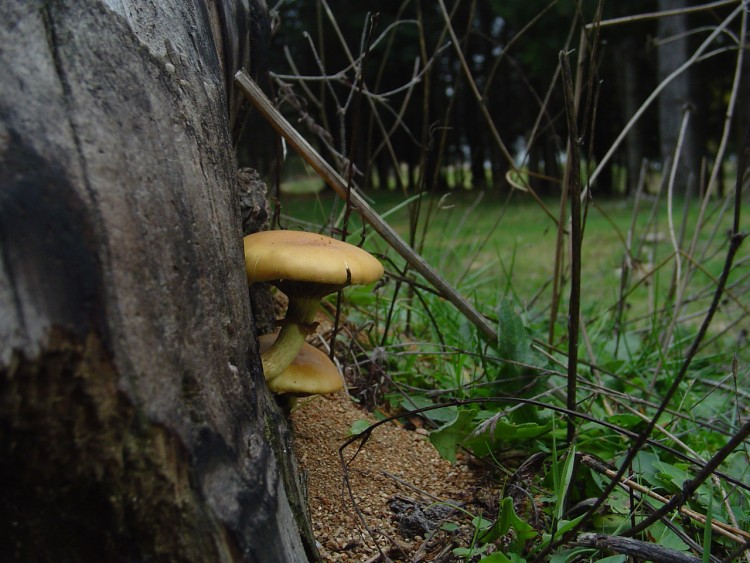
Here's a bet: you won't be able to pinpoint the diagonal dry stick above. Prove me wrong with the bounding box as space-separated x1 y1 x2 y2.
581 455 750 545
235 70 498 342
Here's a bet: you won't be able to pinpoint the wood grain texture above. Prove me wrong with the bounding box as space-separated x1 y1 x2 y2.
0 0 313 560
575 533 701 563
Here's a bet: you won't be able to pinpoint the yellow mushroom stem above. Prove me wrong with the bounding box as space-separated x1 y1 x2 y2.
260 294 321 379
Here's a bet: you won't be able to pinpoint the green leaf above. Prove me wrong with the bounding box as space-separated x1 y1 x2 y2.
480 497 537 547
496 298 532 375
344 284 379 307
465 417 552 457
549 547 596 563
348 419 371 436
553 515 585 537
541 515 586 547
400 395 457 423
556 448 577 522
429 408 477 463
605 413 644 429
648 521 692 553
479 552 525 563
602 332 641 362
472 515 494 531
629 451 696 498
454 544 488 557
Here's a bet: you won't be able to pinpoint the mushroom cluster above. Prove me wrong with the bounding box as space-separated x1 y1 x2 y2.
244 230 383 395
257 334 344 395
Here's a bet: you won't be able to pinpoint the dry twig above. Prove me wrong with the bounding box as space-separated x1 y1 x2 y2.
235 71 498 342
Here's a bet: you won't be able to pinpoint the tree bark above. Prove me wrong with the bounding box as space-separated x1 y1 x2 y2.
615 36 645 195
657 0 699 193
0 0 315 560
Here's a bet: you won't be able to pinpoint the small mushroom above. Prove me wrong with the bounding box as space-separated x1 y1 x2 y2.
244 230 383 379
258 334 344 395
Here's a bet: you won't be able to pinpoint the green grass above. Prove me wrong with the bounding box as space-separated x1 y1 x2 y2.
277 182 750 561
278 187 747 341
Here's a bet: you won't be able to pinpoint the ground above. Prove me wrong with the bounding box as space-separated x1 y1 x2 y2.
291 390 502 562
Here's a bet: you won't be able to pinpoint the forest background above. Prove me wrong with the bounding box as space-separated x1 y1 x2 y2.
235 0 750 560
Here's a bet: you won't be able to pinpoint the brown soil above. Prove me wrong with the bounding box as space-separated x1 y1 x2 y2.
291 390 501 562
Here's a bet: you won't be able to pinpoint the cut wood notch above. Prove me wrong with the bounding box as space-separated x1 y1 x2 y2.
234 70 497 342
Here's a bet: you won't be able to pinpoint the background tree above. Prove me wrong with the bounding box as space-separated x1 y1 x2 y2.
657 0 701 193
0 0 316 559
263 0 743 198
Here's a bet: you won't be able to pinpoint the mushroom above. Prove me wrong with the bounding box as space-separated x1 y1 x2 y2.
258 334 344 394
244 230 383 379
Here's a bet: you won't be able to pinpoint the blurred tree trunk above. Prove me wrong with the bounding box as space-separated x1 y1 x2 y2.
616 36 645 194
657 0 699 192
0 0 316 560
527 135 559 197
469 133 487 190
734 15 750 198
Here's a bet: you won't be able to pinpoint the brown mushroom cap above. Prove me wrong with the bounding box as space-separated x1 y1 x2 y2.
259 334 344 395
244 230 384 294
245 230 383 381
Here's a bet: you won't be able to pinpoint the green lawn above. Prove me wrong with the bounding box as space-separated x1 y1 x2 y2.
275 183 750 559
276 186 747 351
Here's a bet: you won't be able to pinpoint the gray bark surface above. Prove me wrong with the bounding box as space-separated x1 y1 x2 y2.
657 0 699 191
0 0 313 560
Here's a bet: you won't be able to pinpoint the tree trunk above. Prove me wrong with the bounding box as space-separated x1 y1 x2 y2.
657 0 699 193
615 36 644 195
0 1 315 560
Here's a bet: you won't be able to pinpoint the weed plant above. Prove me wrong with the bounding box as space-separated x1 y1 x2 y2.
261 1 750 560
282 165 750 562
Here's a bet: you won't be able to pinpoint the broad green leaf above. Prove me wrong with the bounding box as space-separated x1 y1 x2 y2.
343 284 378 307
429 408 477 463
629 450 661 483
481 497 537 547
602 332 641 362
541 515 585 545
400 395 457 423
496 298 532 375
648 521 692 553
472 515 494 531
653 461 691 494
466 418 553 457
348 419 371 436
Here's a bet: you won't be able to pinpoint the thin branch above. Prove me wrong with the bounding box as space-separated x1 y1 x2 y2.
624 417 750 537
235 71 499 342
560 49 582 444
574 533 701 563
435 0 560 226
689 5 747 264
586 4 744 191
623 130 749 537
533 124 748 563
586 0 740 29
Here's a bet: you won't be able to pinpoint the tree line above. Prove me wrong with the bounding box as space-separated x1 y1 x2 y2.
245 0 747 197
